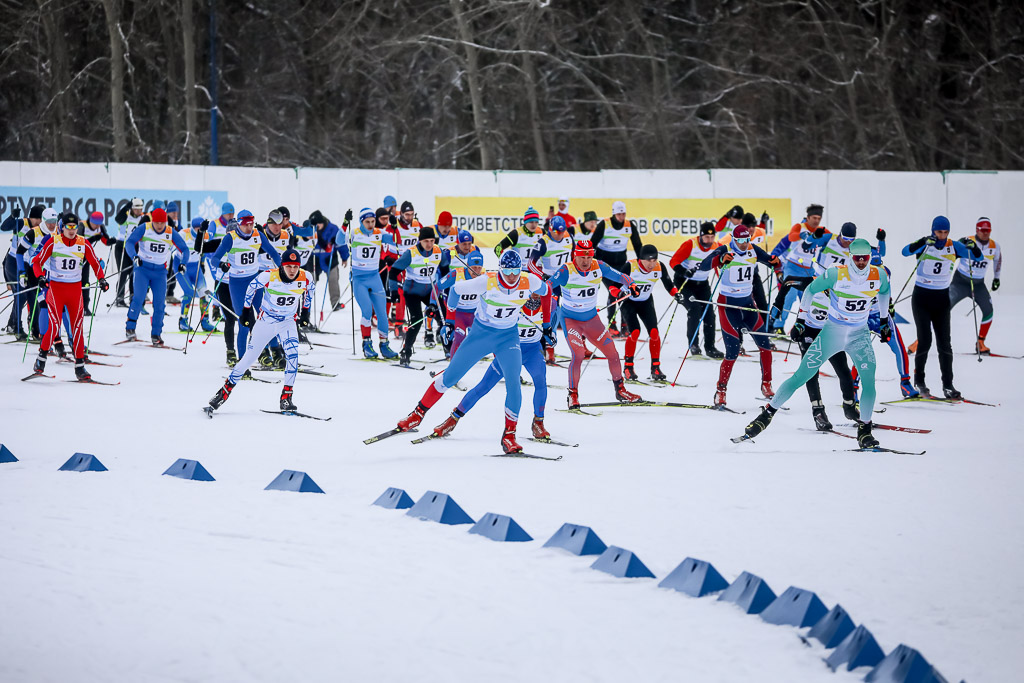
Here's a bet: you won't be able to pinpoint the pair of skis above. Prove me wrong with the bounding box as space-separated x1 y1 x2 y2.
732 431 925 455
362 427 567 460
21 372 120 386
560 401 745 417
202 406 332 421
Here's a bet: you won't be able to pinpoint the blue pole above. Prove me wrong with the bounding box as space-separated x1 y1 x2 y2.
209 0 218 166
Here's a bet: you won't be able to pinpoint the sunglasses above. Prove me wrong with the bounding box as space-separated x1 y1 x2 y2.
851 254 871 264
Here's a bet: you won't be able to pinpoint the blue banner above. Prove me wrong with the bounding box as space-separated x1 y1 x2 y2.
0 187 229 225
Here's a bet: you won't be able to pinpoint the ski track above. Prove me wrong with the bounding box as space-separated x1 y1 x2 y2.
1 292 1022 683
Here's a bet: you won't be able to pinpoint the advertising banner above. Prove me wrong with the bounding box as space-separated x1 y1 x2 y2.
0 187 229 225
436 196 792 250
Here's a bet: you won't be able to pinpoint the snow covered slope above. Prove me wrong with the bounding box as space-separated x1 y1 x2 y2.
1 292 1021 682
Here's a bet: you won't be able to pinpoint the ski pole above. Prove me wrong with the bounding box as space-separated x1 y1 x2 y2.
22 287 41 362
349 277 355 356
84 274 107 355
671 274 721 387
687 295 770 317
968 262 982 363
660 300 680 348
656 298 675 325
182 258 205 354
893 244 927 305
188 266 230 346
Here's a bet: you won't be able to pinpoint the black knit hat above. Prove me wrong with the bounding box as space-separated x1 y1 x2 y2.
29 204 45 220
280 248 302 265
418 226 436 241
700 221 716 236
639 244 659 260
583 210 598 223
401 200 414 213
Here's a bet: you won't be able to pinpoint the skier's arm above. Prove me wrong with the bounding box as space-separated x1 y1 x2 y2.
669 240 693 269
799 268 839 314
0 216 16 233
590 220 606 245
83 241 106 279
659 262 679 296
451 275 488 297
953 239 983 260
32 238 55 278
388 249 412 287
902 237 929 257
526 272 549 296
303 275 317 310
244 271 270 309
993 243 1002 279
598 261 631 285
628 226 644 258
114 203 129 226
259 232 282 267
753 245 780 268
876 269 891 316
124 225 146 260
171 230 189 258
493 229 519 256
700 245 727 271
211 234 233 263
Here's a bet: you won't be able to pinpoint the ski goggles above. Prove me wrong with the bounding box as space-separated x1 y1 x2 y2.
732 236 750 247
500 266 521 278
850 253 872 267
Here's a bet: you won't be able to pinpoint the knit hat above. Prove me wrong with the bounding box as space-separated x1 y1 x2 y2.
583 210 598 223
61 212 79 227
277 206 291 219
359 207 375 222
191 217 205 228
700 221 715 236
237 210 255 226
29 204 45 220
931 216 950 233
849 238 872 257
806 204 824 217
467 252 484 267
400 200 414 213
550 215 567 233
308 210 326 226
280 248 302 265
612 201 626 215
89 211 105 226
840 222 857 239
732 225 752 241
523 206 540 223
976 217 992 231
375 207 389 219
150 208 168 222
152 200 165 210
220 201 234 215
639 244 659 260
132 197 145 210
457 230 474 243
383 195 397 209
167 201 179 213
436 211 453 227
418 226 436 241
42 207 59 222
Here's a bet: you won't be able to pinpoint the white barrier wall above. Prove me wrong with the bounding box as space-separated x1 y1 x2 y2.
1 162 1019 295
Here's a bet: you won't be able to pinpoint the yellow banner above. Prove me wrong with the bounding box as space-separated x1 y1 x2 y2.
437 197 793 250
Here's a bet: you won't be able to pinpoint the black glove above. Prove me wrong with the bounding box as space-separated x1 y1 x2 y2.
388 287 401 304
876 228 886 241
960 237 977 250
299 307 311 328
760 211 770 225
542 325 557 347
99 278 109 292
674 292 686 305
344 209 353 223
628 282 642 298
219 261 231 273
879 317 892 343
134 256 143 268
196 220 209 235
240 307 255 328
813 226 825 239
425 303 439 321
177 262 186 274
38 272 49 288
11 207 20 219
992 278 1000 291
790 319 806 343
18 271 27 288
388 214 397 227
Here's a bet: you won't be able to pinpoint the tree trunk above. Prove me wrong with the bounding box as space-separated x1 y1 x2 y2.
181 0 198 164
449 0 491 169
39 0 71 161
99 0 127 161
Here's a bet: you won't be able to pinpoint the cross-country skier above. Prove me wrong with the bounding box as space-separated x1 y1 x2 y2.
393 250 550 453
949 217 1001 354
124 207 189 345
902 215 983 399
742 238 890 448
79 211 111 314
619 244 680 381
112 197 147 306
590 201 643 336
175 217 216 333
2 203 44 339
388 226 442 366
30 213 108 380
767 204 826 332
695 224 781 407
349 207 399 359
437 248 485 357
669 221 724 358
547 239 644 409
16 207 60 338
431 292 556 441
206 249 314 415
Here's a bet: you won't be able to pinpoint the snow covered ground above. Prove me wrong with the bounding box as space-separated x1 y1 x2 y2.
2 285 1022 683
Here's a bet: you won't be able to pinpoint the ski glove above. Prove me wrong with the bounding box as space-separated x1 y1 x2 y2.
542 326 557 347
388 288 400 304
876 228 886 241
344 209 353 222
177 263 186 274
240 307 256 328
299 307 311 328
674 292 687 305
813 226 826 239
18 271 27 287
879 317 892 343
992 278 1000 291
790 319 806 343
37 273 49 288
628 282 642 298
11 207 20 219
99 279 109 292
219 262 231 273
438 322 454 348
721 253 735 265
425 303 439 321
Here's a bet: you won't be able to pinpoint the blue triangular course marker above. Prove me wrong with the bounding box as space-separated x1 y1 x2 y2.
264 470 324 493
658 557 729 597
469 513 533 542
808 603 855 649
718 571 777 614
406 491 474 525
590 546 656 579
543 523 608 556
373 487 414 509
893 311 910 325
825 625 885 672
0 444 17 463
162 458 215 482
59 453 107 472
760 586 828 627
865 644 949 683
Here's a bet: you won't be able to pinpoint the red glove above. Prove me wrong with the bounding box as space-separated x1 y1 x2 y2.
608 286 621 298
721 253 735 265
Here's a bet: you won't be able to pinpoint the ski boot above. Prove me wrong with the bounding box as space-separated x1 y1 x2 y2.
379 340 399 360
738 347 751 357
54 341 67 359
650 361 667 382
271 347 287 370
433 413 460 437
167 295 181 305
33 350 46 375
623 356 638 381
976 337 991 355
151 335 164 347
705 346 725 359
531 416 550 439
760 380 775 399
74 360 91 382
178 316 190 332
397 404 426 432
608 321 620 338
545 345 556 365
208 380 235 411
689 343 702 357
200 315 215 332
613 378 643 403
899 376 920 398
280 386 297 412
13 330 28 342
714 383 728 408
501 417 523 454
857 422 879 449
424 330 435 349
943 385 963 400
914 378 930 398
125 328 137 342
114 298 128 308
567 389 580 411
842 399 859 420
811 401 832 431
226 348 238 366
744 404 778 439
398 349 412 368
362 339 378 359
258 347 275 368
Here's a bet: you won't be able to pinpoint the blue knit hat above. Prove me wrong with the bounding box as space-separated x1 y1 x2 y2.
167 201 179 212
191 217 205 228
931 215 950 233
840 222 857 239
221 202 235 215
457 230 474 243
467 252 484 267
383 195 397 209
152 200 164 210
359 207 375 222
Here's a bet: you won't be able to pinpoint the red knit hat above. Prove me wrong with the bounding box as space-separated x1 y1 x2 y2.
437 211 453 227
150 208 167 222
